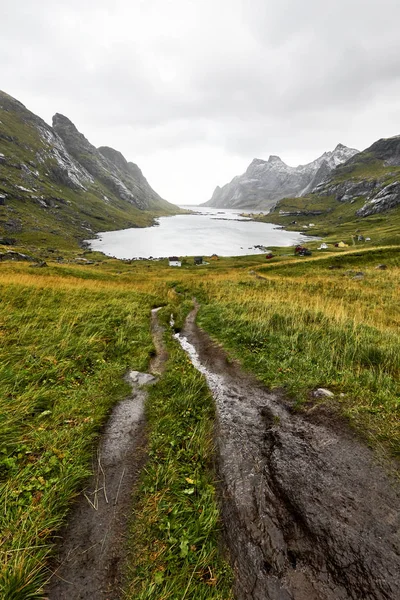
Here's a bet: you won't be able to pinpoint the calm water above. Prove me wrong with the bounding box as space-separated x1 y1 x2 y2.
87 206 315 259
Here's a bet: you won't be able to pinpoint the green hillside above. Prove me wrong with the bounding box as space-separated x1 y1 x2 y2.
261 135 400 246
0 91 179 251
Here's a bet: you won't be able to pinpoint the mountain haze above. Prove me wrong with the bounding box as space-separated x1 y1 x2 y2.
203 144 359 210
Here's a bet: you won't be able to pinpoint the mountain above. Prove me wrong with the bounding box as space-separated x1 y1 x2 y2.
312 135 400 216
203 144 359 210
266 134 400 245
0 91 177 249
52 114 169 211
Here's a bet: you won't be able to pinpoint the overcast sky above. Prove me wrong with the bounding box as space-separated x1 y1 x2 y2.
1 0 400 204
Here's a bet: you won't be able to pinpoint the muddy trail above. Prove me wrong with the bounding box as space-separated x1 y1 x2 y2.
175 305 400 600
46 308 166 600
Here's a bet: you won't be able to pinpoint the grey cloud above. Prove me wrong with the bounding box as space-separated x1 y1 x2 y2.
1 0 400 203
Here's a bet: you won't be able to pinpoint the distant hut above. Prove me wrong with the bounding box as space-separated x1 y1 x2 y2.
194 256 203 265
210 254 219 261
168 256 181 267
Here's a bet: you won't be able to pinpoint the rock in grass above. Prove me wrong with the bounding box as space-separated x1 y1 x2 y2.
375 264 387 270
0 237 16 246
313 388 335 398
30 261 48 268
0 251 35 262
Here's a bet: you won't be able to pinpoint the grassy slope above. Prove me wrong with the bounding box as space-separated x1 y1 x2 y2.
191 249 400 457
0 244 399 598
0 105 179 251
259 155 400 246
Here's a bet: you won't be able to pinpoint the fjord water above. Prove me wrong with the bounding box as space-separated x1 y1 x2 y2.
87 207 314 259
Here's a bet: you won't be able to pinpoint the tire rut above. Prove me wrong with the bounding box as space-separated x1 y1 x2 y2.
45 308 166 600
174 304 400 600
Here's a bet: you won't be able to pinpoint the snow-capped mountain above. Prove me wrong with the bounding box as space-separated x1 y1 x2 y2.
203 144 359 210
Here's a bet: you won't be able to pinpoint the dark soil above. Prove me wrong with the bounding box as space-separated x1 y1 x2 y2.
177 305 400 600
45 310 166 600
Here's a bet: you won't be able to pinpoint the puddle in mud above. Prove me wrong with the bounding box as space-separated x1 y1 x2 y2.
46 308 169 600
46 370 155 600
173 309 400 600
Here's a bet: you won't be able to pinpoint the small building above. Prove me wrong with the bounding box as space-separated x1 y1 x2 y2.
168 256 181 267
194 256 203 265
210 254 219 260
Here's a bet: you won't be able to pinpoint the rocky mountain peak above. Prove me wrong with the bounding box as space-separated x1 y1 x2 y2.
98 146 129 172
267 155 285 164
52 113 77 130
203 143 359 210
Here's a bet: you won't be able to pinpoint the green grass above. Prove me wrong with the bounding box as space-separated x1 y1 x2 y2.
0 261 233 599
0 275 159 598
124 309 233 599
188 249 400 457
1 244 399 598
263 192 400 245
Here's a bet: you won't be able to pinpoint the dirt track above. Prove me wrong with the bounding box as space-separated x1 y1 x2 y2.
46 308 165 600
176 305 400 600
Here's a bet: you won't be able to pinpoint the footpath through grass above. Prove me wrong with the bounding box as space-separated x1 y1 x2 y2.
191 248 400 457
0 260 232 599
1 245 399 598
0 267 158 598
124 308 232 599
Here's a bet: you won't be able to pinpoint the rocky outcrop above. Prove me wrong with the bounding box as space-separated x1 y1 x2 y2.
314 178 378 202
203 144 359 210
0 91 93 192
309 135 400 216
356 181 400 216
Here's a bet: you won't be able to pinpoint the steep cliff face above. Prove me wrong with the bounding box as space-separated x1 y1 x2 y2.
312 135 400 216
203 144 359 210
53 115 170 211
0 91 177 247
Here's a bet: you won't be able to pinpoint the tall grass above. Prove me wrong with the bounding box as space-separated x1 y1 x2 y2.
191 253 400 456
0 278 158 598
1 248 398 597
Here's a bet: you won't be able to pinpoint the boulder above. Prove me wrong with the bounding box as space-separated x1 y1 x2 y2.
313 388 335 398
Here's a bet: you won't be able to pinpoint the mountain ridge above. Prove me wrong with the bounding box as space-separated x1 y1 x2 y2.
0 90 177 249
203 143 359 210
264 134 400 245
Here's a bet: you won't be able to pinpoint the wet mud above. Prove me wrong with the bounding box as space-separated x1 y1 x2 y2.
46 309 166 600
176 305 400 600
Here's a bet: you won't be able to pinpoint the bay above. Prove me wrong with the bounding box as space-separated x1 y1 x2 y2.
87 206 316 259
